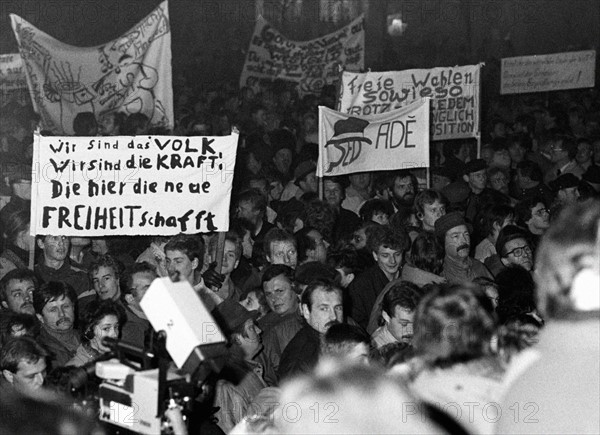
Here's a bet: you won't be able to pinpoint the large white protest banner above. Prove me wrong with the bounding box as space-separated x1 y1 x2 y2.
240 15 365 96
30 133 238 236
11 1 173 135
338 64 481 141
318 99 430 177
501 50 596 94
0 53 28 96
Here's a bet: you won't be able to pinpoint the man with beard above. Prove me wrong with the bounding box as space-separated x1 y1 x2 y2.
388 170 418 213
279 281 343 380
34 235 89 297
435 212 492 285
33 281 80 368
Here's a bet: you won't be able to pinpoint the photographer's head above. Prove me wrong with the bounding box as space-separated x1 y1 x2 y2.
123 262 158 317
1 336 48 393
536 200 600 318
413 283 496 365
214 300 262 360
34 282 77 332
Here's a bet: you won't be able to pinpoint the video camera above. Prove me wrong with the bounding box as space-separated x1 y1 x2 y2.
92 278 229 434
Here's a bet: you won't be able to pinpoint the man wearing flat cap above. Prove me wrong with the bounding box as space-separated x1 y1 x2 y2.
463 159 492 222
435 211 492 285
550 173 580 215
212 300 267 433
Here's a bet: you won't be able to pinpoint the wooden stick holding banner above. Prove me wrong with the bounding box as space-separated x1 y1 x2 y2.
476 63 484 158
28 244 34 270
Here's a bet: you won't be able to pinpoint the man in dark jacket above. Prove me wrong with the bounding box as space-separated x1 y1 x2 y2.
278 281 343 380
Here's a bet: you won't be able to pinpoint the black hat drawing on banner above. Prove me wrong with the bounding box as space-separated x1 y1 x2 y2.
325 117 372 146
324 117 372 172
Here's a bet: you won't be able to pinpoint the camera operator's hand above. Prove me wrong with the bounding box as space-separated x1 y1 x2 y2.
202 262 225 290
165 401 188 435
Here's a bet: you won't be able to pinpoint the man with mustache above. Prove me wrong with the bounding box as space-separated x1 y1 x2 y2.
372 281 422 348
0 269 37 317
278 281 343 380
435 212 492 285
33 281 80 368
34 235 89 297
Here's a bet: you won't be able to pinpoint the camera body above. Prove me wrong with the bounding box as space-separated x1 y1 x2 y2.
98 362 189 434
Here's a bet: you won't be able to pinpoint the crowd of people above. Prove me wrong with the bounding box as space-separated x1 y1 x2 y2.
0 75 599 434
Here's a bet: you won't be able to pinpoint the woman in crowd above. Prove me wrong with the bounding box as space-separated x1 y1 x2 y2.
67 300 125 367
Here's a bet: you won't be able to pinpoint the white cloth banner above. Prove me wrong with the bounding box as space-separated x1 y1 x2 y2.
0 53 28 94
240 15 365 95
501 50 596 94
338 64 481 140
11 1 173 135
318 99 430 177
30 132 238 236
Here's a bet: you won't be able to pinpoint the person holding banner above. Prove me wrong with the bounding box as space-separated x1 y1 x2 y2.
34 236 89 299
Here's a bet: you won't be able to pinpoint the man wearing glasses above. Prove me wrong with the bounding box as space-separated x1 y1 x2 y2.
485 225 534 277
515 196 551 253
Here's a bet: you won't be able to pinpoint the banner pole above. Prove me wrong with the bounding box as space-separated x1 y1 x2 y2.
476 63 483 158
28 244 34 270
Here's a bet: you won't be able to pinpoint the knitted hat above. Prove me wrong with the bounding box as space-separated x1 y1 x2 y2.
434 211 472 238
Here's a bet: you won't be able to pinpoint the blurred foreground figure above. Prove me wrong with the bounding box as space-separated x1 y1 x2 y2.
497 200 600 434
0 387 100 435
273 362 443 434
